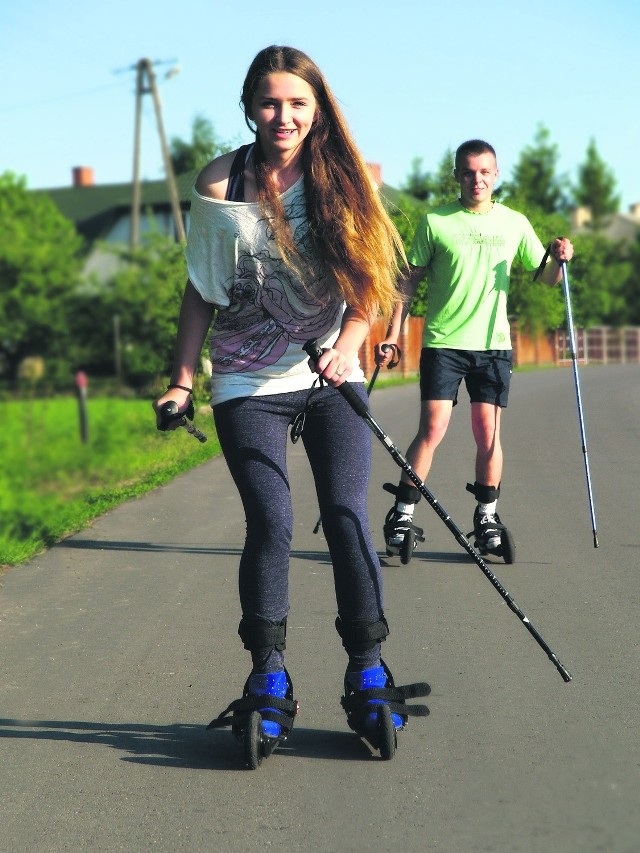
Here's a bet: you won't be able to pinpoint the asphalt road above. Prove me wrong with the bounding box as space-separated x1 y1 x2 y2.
1 363 639 853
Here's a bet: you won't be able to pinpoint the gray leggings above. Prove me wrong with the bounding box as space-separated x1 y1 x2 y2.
213 384 384 667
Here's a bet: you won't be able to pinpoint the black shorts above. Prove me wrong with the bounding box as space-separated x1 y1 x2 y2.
419 348 513 408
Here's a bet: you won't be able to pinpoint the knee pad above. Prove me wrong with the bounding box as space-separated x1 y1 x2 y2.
466 481 501 503
238 617 287 653
335 615 389 653
383 482 422 505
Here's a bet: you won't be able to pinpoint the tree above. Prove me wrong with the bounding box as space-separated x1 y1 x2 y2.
624 234 640 324
169 114 235 174
429 148 459 209
69 233 190 387
568 233 630 326
573 139 620 230
509 211 632 332
386 192 425 249
401 157 433 202
504 124 568 214
0 172 83 382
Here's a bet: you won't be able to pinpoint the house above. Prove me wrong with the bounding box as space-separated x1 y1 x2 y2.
38 162 401 280
570 203 640 242
40 166 195 243
37 166 197 279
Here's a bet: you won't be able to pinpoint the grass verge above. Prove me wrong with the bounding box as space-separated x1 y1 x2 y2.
1 397 220 570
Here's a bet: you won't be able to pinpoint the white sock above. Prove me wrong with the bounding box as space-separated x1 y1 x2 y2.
397 501 415 516
478 500 497 517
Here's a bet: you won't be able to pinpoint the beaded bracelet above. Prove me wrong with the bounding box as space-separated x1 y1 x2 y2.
167 383 193 394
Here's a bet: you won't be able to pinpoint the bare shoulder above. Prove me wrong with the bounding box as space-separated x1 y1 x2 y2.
194 151 238 200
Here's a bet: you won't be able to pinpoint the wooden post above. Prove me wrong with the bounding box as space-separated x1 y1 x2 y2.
75 371 89 444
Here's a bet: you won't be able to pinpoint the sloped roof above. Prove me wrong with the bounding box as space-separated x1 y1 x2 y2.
36 170 413 242
35 171 198 241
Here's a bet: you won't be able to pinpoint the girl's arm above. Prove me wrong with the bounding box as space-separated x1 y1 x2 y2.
153 280 215 421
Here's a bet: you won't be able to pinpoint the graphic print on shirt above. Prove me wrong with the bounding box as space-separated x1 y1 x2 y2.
212 193 341 373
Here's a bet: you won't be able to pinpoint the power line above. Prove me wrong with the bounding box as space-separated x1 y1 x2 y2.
0 81 128 113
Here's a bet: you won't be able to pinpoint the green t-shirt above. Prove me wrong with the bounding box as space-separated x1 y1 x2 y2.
407 200 546 350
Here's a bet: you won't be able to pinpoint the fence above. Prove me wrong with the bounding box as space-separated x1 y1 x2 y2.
358 319 640 375
554 326 640 365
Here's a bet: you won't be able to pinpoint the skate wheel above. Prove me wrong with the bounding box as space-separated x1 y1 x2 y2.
244 711 263 769
400 529 415 565
501 528 516 564
377 705 397 761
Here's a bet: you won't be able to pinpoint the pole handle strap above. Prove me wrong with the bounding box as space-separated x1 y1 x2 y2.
533 243 552 281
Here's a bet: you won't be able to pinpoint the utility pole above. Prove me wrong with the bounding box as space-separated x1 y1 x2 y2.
130 58 186 250
130 61 144 250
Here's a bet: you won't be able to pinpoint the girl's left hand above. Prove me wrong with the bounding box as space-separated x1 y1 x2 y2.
308 347 352 386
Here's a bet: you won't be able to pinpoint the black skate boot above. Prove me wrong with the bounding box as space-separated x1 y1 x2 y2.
382 483 425 564
466 482 516 564
341 661 430 760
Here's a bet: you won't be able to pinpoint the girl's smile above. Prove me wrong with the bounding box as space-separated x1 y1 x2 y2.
250 72 317 160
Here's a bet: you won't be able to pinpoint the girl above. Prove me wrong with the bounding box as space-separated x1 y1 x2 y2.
154 45 428 764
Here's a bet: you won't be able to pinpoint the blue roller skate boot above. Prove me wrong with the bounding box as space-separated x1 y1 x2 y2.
342 661 430 760
207 668 298 770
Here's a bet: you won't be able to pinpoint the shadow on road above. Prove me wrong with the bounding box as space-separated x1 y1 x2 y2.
57 539 334 565
0 718 376 770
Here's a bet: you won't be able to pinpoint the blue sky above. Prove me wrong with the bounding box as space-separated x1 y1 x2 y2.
1 0 638 211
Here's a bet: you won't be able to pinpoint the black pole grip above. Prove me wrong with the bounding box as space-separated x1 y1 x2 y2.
303 339 371 417
156 399 195 431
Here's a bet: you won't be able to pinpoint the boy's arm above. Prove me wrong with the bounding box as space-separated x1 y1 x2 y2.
375 264 425 366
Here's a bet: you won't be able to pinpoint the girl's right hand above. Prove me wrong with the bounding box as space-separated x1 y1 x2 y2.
152 388 192 431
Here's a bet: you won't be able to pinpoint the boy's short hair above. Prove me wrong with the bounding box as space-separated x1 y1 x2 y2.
455 139 497 170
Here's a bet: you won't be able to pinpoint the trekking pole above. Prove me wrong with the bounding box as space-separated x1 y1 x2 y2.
304 339 572 683
535 247 599 548
156 400 208 443
312 343 400 534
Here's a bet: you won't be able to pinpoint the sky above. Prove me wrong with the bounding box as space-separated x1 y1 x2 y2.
1 0 638 211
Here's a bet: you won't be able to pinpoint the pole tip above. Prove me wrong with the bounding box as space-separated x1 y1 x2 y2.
551 655 573 682
593 532 599 548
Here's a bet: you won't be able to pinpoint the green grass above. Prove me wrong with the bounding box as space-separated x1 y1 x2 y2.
1 397 220 569
368 373 419 389
5 368 548 570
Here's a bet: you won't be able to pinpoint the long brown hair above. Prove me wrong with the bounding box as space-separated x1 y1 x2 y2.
241 45 405 320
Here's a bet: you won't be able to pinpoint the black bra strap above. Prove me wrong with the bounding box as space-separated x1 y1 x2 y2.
225 144 253 201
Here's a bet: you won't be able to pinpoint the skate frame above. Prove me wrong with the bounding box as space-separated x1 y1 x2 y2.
304 340 573 684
